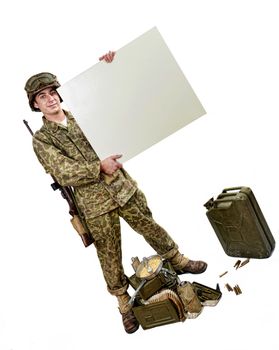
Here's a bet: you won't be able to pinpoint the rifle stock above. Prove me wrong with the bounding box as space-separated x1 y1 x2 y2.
23 119 94 247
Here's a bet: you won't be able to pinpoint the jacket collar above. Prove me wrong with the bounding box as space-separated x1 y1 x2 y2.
42 110 75 133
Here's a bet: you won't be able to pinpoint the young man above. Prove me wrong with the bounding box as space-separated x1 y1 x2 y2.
24 52 207 334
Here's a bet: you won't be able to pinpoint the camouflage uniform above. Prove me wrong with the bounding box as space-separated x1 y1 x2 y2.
33 110 179 295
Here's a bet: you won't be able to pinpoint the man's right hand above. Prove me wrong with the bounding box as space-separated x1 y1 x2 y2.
100 154 123 175
99 51 116 63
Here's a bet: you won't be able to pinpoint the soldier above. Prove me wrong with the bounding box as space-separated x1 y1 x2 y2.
24 51 207 334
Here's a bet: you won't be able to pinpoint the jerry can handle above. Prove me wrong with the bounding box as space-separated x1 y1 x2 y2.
204 197 234 209
222 186 243 193
217 193 237 199
211 198 234 209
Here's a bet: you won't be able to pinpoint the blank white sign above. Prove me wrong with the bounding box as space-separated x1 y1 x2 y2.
58 27 206 162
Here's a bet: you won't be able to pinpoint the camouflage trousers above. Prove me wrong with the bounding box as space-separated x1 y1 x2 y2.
86 189 179 296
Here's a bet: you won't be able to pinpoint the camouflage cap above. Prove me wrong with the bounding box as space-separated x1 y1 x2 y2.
24 72 61 111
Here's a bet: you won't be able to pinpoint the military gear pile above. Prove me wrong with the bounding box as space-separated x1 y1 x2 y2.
24 72 62 111
129 255 221 330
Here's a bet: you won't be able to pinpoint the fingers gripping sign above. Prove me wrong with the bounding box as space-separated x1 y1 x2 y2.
99 51 116 63
100 154 123 175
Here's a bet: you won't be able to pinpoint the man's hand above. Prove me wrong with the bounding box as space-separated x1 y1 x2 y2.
99 51 116 63
100 154 123 175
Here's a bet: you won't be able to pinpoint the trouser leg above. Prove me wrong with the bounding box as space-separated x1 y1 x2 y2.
86 212 139 334
119 190 207 275
119 189 179 257
86 212 129 296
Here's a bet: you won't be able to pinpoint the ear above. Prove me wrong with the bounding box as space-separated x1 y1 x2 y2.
33 100 39 109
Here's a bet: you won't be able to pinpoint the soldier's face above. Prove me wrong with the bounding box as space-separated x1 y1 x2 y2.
34 87 61 115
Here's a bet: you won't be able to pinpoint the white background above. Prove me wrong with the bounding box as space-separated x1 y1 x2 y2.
1 1 278 349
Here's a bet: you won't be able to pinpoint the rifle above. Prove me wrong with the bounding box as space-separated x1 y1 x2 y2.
23 119 94 247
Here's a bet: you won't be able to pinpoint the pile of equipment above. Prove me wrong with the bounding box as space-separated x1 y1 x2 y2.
128 255 221 330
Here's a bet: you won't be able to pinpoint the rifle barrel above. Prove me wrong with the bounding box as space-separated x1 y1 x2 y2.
23 119 34 136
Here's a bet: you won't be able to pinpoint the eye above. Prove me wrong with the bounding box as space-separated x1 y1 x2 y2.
38 94 47 100
50 90 58 96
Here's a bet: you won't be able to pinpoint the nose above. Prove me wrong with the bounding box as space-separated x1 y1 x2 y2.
45 94 57 105
47 93 55 101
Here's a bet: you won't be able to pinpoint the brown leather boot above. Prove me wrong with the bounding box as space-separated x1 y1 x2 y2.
175 259 208 275
117 293 139 334
121 309 139 334
169 251 207 275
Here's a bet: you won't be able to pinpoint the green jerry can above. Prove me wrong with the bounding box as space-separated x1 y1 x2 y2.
204 186 275 258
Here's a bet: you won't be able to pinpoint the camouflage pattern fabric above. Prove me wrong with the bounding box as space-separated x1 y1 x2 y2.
33 110 178 295
33 111 137 219
86 189 177 295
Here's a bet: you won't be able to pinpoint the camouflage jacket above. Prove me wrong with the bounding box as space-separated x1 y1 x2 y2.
33 110 137 219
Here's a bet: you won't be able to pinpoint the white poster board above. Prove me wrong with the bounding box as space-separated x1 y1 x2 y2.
59 27 206 162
